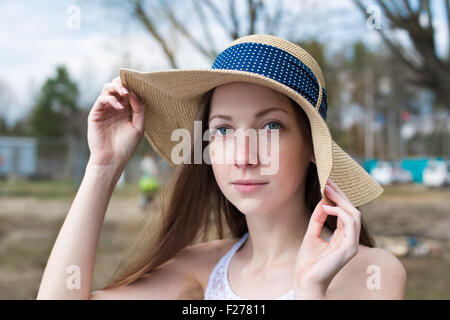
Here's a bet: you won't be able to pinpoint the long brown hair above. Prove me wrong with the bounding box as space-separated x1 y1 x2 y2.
104 87 376 290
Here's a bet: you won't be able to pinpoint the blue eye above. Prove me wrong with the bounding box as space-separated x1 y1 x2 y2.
215 127 233 136
264 121 283 130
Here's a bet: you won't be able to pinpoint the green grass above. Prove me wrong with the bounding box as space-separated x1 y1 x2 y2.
0 179 142 199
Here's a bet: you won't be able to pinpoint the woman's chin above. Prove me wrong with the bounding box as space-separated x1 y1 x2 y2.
232 199 273 216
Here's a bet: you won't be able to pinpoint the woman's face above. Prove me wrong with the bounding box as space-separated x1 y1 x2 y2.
208 82 314 216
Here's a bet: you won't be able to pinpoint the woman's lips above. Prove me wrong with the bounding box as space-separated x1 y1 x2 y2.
232 183 268 194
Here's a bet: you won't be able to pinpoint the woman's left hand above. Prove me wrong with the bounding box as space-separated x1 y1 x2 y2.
293 178 361 299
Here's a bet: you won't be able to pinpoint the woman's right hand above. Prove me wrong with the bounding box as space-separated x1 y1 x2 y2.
87 76 146 169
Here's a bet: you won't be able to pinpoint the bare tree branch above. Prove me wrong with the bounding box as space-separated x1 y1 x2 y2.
379 30 424 72
159 0 217 60
192 0 218 58
374 0 397 24
418 0 425 13
352 0 450 107
247 0 257 35
402 0 416 17
229 0 240 39
424 0 434 31
266 0 285 35
389 0 406 18
133 0 178 68
352 0 423 72
201 0 234 38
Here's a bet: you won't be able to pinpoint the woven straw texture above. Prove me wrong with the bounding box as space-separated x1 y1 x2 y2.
119 34 383 207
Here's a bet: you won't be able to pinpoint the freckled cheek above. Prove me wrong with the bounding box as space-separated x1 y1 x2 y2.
274 141 307 180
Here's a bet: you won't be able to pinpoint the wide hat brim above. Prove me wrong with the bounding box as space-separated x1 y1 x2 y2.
120 67 383 208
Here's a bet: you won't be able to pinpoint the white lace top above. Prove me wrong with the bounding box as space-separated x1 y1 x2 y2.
204 232 333 300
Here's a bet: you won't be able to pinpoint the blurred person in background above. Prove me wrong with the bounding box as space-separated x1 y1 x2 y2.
138 150 159 211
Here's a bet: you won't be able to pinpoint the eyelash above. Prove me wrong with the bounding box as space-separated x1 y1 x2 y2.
213 120 284 136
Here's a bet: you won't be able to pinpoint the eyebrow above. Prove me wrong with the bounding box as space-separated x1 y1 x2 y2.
208 107 289 124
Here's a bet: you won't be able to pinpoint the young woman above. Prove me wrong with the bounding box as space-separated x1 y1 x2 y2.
37 35 407 300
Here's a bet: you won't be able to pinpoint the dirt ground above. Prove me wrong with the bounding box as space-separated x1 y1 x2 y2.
0 183 448 299
361 185 450 299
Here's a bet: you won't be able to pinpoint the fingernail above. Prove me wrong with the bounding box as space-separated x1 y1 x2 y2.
122 87 128 95
116 102 125 109
325 185 334 192
323 204 332 209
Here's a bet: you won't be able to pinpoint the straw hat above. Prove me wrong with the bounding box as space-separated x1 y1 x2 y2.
119 34 383 207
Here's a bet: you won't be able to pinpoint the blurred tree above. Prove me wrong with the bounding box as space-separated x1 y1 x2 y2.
353 0 450 109
0 117 8 135
299 40 342 108
29 66 80 138
0 80 15 135
8 119 32 136
338 41 426 159
298 40 344 139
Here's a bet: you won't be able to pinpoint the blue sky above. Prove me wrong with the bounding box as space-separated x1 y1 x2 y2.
0 0 447 126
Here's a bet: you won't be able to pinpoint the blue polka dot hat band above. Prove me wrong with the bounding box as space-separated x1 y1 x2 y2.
211 42 328 120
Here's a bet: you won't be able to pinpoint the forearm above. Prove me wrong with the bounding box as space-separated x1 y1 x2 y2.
294 289 328 300
294 281 328 300
37 160 122 299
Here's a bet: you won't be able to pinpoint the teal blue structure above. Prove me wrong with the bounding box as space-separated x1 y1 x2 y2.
363 157 445 184
363 158 378 174
399 158 429 183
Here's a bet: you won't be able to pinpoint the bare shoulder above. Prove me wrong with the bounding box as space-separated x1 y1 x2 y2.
186 237 239 292
90 236 237 300
327 245 407 300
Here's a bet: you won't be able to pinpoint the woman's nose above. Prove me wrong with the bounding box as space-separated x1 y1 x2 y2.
234 131 259 168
